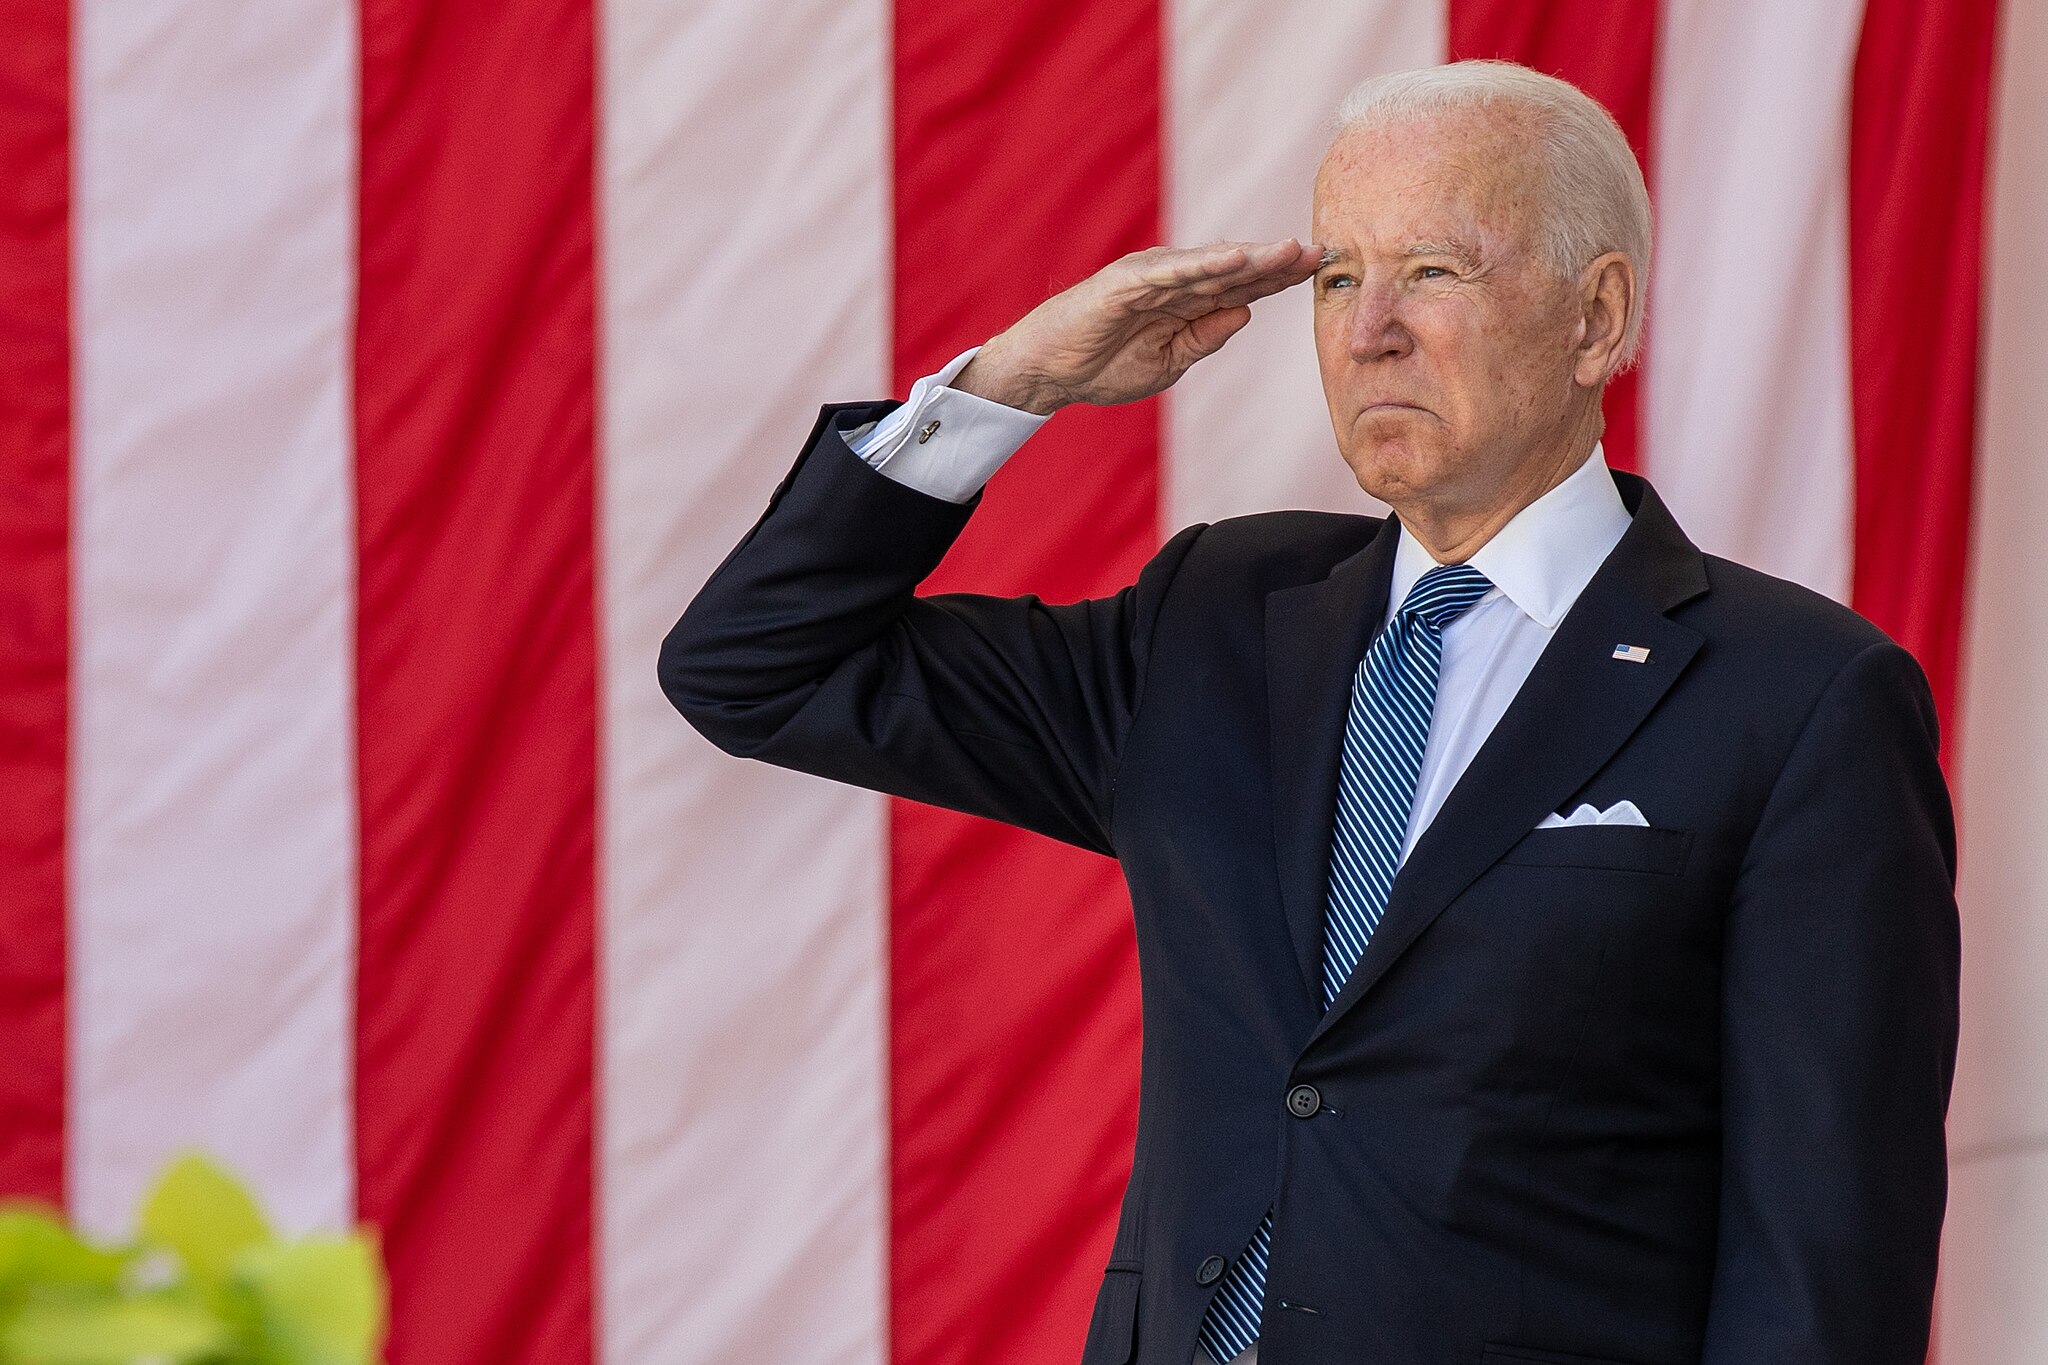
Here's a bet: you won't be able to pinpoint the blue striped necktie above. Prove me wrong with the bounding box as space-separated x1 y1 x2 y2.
1196 561 1494 1365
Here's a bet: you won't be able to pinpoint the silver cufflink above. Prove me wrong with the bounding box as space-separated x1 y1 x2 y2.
917 419 941 444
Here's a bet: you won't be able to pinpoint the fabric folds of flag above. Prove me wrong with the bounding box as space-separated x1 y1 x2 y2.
0 0 2037 1362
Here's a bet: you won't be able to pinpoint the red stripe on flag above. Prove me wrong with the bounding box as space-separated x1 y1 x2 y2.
1848 0 1999 752
0 0 70 1210
1448 0 1657 475
353 0 598 1358
889 2 1159 1362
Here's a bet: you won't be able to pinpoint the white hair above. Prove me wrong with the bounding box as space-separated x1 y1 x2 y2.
1333 59 1652 367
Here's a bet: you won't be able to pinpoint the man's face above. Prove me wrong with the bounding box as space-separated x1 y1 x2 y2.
1311 110 1587 516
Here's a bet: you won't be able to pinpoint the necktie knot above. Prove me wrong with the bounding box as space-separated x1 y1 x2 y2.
1400 562 1493 632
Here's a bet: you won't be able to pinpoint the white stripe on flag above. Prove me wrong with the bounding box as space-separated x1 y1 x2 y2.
1945 0 2048 1356
598 0 891 1360
1644 0 1863 601
69 0 359 1236
1164 0 1443 527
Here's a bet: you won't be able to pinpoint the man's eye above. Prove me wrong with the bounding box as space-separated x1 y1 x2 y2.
1417 266 1451 280
1322 274 1355 290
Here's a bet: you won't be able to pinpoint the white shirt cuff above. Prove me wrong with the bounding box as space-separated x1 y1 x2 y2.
844 346 1049 504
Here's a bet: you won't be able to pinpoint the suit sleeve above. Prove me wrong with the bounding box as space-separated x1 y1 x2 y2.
1701 639 1961 1364
658 401 1204 856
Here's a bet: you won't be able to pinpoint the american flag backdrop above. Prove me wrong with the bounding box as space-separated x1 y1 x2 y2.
1 0 2043 1361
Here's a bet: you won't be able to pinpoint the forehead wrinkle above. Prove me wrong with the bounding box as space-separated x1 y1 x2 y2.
1315 115 1550 250
1315 174 1538 279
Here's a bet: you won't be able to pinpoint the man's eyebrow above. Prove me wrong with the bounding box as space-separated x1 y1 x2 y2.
1401 238 1483 267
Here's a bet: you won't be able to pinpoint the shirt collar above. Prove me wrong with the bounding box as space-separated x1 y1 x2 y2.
1385 441 1632 631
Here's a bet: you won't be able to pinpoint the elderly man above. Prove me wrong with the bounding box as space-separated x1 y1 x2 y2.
662 60 1958 1365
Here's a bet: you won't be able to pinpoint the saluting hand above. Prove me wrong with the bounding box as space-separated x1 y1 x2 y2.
953 238 1324 415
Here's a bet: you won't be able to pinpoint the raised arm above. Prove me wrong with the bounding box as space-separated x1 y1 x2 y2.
659 239 1320 851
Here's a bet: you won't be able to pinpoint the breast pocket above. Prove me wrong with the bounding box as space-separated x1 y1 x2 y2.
1497 825 1692 876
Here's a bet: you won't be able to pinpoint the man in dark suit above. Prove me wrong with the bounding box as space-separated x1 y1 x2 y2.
660 61 1958 1365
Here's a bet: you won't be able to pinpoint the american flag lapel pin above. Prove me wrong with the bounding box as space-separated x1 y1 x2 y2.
1612 643 1652 664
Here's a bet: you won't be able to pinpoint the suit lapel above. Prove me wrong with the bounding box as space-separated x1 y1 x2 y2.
1266 515 1400 1011
1268 472 1712 1049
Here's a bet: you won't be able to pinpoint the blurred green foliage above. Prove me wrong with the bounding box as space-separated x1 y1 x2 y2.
0 1154 385 1365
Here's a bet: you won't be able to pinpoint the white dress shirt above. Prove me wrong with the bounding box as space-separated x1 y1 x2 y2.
849 348 1634 867
844 346 1048 504
1379 438 1631 862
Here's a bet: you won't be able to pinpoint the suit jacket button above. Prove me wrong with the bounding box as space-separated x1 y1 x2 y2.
1196 1255 1226 1286
1287 1083 1322 1118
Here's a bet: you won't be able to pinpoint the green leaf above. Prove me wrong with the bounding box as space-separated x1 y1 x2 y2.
1 1297 229 1365
138 1155 271 1287
236 1236 385 1365
0 1208 125 1295
0 1157 388 1365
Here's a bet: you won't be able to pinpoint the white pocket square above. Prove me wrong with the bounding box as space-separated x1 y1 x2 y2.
1536 799 1649 829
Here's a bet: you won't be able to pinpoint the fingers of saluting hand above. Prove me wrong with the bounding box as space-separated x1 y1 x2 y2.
964 240 1318 411
1143 260 1323 322
1126 239 1323 301
1118 242 1322 324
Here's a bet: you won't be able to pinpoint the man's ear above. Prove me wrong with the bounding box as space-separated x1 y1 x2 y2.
1573 251 1635 387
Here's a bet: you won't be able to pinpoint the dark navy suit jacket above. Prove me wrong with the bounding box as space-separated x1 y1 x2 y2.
660 402 1960 1365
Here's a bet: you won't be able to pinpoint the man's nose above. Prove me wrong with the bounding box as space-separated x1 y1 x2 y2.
1346 285 1412 362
